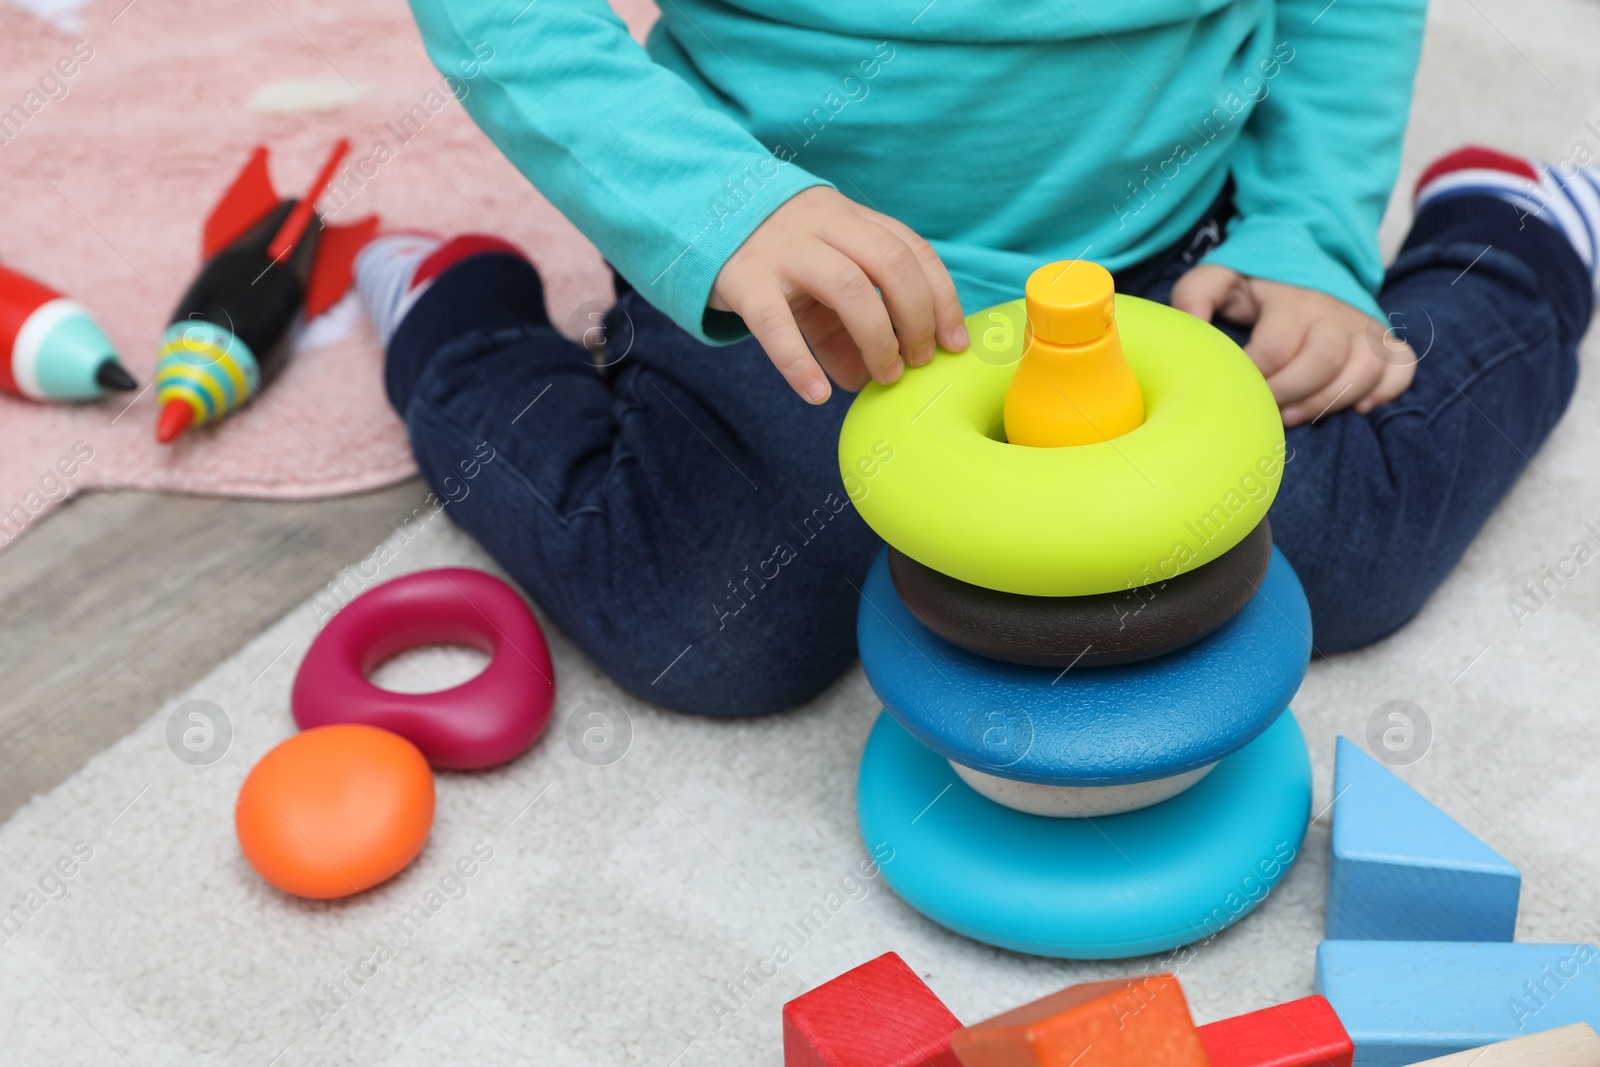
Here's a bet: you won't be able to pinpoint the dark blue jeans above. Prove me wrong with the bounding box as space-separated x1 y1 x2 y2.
386 193 1592 717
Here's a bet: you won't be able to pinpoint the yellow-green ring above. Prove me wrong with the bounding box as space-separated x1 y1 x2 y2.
838 295 1285 596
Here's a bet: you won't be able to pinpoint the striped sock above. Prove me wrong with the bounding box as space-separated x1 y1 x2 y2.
1415 146 1600 290
355 233 529 349
355 232 441 349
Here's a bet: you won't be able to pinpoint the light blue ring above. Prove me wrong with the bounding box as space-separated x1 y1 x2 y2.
856 708 1312 959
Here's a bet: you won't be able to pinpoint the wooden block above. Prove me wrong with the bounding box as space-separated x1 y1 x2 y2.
1197 995 1353 1067
1316 940 1600 1066
1406 1023 1600 1065
949 973 1209 1066
1328 737 1520 941
782 952 963 1067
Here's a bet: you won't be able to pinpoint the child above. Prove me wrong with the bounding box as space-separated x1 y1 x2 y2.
359 1 1598 716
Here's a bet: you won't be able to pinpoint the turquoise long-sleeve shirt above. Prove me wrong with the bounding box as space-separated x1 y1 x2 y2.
406 0 1426 344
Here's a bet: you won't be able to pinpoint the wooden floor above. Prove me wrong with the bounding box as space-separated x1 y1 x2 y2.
0 481 426 821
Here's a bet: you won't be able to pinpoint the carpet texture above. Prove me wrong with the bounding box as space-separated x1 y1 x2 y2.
0 0 653 550
4 0 1600 1064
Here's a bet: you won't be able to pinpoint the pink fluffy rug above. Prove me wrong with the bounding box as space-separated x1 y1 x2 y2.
0 0 655 550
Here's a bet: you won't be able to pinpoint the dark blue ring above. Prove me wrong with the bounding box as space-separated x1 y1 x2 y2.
858 545 1311 786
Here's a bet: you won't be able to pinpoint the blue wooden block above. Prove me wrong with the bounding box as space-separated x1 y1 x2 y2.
1328 736 1520 940
1316 940 1600 1066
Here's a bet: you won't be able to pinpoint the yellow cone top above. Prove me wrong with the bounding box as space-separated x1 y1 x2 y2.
1004 259 1146 447
1025 260 1118 345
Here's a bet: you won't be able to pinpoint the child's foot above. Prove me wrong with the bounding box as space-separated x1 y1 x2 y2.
1414 146 1600 291
355 232 527 348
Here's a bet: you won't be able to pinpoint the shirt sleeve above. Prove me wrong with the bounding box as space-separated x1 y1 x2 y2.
405 0 830 343
1202 0 1429 320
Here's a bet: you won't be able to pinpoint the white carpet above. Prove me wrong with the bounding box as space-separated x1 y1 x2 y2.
5 1 1600 1064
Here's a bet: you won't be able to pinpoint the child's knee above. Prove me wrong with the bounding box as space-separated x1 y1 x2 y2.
402 400 514 519
1284 537 1443 655
599 617 859 718
585 546 872 718
1302 580 1423 654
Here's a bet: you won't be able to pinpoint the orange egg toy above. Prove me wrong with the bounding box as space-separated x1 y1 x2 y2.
236 724 434 899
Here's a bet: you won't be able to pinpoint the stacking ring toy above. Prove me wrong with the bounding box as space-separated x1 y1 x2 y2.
889 518 1272 668
838 296 1285 596
236 724 434 899
292 568 555 769
858 546 1310 786
950 760 1217 818
857 708 1311 958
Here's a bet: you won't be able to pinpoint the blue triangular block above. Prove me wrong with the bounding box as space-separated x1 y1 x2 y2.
1328 736 1520 941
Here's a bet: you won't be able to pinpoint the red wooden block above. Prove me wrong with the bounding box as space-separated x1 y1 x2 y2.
1197 995 1353 1067
950 974 1209 1067
783 952 963 1067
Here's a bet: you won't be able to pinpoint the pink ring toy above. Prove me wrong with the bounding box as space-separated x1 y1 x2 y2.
292 568 555 769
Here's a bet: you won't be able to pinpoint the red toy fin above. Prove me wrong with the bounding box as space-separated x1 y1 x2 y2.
202 146 280 260
304 215 380 319
268 139 352 264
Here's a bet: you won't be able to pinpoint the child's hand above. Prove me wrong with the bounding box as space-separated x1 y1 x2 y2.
709 187 970 404
1172 264 1417 427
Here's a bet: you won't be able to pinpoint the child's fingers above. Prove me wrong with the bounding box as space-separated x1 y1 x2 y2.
725 282 834 404
1355 348 1419 413
1264 317 1351 411
786 245 904 385
857 210 969 352
1170 264 1230 321
791 300 871 392
1282 336 1387 426
821 219 937 367
1172 264 1257 326
1245 296 1314 380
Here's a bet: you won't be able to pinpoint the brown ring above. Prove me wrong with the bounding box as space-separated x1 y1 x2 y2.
888 518 1273 667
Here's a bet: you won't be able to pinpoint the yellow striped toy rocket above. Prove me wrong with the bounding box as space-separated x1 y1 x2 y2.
156 141 377 442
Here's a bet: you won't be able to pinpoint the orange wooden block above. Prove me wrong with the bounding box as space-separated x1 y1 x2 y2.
1197 996 1352 1067
783 952 963 1067
950 974 1209 1067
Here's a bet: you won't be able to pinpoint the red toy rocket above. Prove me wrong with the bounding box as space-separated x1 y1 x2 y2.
0 263 136 401
155 140 378 442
